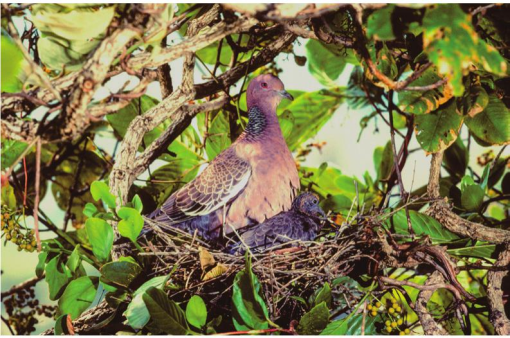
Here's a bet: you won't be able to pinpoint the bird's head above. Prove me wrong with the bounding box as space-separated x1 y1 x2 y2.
292 192 326 219
247 74 293 109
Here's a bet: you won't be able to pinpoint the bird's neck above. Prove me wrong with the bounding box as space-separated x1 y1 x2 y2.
243 105 280 139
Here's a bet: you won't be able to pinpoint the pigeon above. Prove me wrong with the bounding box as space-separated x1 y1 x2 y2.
226 192 326 255
148 74 300 240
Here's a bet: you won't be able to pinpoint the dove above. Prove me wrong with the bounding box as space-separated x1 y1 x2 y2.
226 192 325 255
148 74 300 240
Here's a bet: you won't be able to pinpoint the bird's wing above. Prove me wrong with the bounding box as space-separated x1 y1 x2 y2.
158 148 251 223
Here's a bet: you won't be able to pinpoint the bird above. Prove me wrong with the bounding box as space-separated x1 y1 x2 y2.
148 74 300 241
226 192 326 255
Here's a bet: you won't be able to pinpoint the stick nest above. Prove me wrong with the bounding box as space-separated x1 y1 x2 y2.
114 217 380 326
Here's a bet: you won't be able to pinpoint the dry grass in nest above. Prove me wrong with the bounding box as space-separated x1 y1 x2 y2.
113 218 377 325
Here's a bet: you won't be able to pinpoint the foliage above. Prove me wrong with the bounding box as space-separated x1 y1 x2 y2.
1 2 509 336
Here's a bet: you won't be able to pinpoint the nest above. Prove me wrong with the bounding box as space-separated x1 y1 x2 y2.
114 217 380 329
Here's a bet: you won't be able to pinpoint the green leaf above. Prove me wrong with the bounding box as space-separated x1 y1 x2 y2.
366 5 395 40
374 141 394 181
32 5 115 41
314 283 332 308
306 39 346 87
422 4 508 96
362 42 398 88
142 287 189 335
385 210 459 243
231 255 270 330
1 36 24 93
100 260 142 288
117 207 144 244
186 295 207 329
66 245 82 274
83 202 98 218
461 184 485 211
464 94 510 146
45 255 72 300
37 35 95 71
443 137 468 180
447 244 497 259
1 140 28 170
203 110 232 160
278 88 344 151
125 276 168 330
398 66 451 115
132 195 143 213
58 276 99 320
415 100 463 153
320 194 352 215
461 85 489 117
106 95 162 148
321 313 377 335
54 314 72 335
85 217 113 264
90 181 116 209
36 251 48 278
297 302 330 335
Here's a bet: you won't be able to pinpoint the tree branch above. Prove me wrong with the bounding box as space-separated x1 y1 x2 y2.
426 151 510 244
414 271 450 335
487 244 510 335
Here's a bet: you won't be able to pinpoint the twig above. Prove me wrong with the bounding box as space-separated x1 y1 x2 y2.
33 138 42 252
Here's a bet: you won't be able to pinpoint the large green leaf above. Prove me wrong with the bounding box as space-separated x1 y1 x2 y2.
464 94 510 146
278 88 344 151
231 256 270 330
297 302 330 335
117 207 144 244
362 42 398 89
143 287 190 335
44 255 72 301
321 313 377 335
101 260 142 288
1 140 28 170
1 35 24 93
85 217 113 264
398 66 452 115
125 276 168 330
306 39 346 87
415 100 463 153
312 283 332 308
385 209 459 243
460 182 485 211
186 295 207 329
106 95 163 148
58 276 99 320
204 110 232 160
447 244 497 259
421 4 508 96
32 5 115 41
366 5 395 40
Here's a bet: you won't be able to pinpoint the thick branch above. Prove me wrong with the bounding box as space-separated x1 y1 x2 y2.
426 151 510 244
487 244 510 335
415 271 449 335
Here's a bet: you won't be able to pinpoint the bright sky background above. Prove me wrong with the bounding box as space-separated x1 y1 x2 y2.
2 11 509 335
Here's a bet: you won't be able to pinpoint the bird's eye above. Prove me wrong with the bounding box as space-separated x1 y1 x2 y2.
313 199 318 205
261 82 268 88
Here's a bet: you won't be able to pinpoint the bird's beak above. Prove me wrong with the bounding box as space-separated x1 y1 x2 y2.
278 90 294 101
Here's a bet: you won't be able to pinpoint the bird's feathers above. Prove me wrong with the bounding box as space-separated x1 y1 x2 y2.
158 147 251 224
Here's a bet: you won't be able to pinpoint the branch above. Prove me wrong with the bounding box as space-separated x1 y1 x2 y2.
426 151 510 244
414 271 449 335
1 275 43 298
487 244 510 335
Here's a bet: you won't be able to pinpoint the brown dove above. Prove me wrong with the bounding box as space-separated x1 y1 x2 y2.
149 74 300 240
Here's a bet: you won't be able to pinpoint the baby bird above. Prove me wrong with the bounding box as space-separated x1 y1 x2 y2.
226 192 325 255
